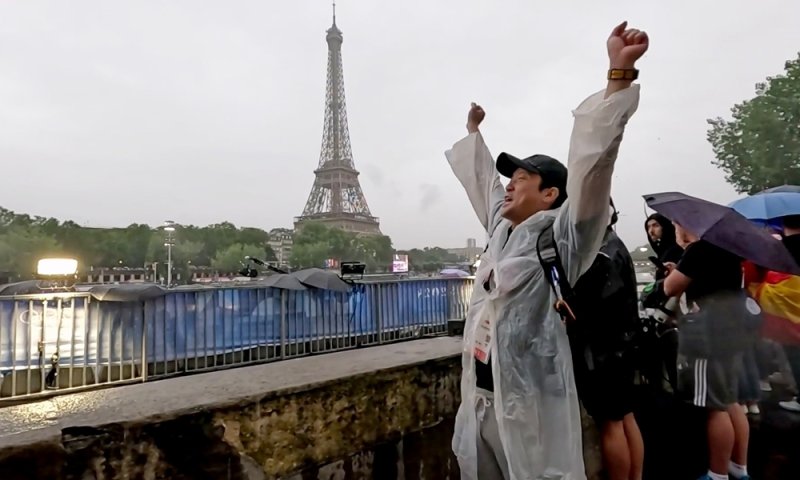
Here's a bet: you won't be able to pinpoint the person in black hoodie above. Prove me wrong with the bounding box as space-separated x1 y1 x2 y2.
641 214 683 391
645 213 684 277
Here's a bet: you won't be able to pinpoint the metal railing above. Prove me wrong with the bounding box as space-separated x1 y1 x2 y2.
0 277 473 404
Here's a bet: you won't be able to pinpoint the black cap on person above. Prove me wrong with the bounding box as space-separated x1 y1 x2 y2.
496 152 568 208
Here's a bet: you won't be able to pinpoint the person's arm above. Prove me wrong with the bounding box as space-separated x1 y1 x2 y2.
555 21 649 283
664 242 703 296
664 268 692 297
445 103 505 235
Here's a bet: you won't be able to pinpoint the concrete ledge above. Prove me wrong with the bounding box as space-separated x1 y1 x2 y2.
0 337 603 479
0 337 463 448
0 338 464 479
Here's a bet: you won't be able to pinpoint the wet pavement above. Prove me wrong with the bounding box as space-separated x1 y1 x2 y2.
635 382 800 479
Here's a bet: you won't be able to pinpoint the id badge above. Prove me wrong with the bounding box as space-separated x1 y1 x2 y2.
473 317 493 364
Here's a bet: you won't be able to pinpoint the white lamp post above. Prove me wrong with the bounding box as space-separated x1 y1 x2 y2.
164 221 176 287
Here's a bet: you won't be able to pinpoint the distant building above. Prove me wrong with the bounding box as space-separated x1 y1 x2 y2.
269 228 294 268
447 238 483 262
630 244 655 272
85 267 149 284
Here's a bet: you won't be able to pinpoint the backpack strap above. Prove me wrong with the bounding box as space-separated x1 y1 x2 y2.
536 224 576 323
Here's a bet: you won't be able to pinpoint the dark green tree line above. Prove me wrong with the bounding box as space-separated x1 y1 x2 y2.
0 207 278 278
290 223 394 271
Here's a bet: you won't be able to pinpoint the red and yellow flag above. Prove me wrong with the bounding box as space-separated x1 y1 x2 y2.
745 262 800 345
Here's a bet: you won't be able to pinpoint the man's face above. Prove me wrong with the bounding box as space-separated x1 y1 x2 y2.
646 219 662 242
501 169 558 225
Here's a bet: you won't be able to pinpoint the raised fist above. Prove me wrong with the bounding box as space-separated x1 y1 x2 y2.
607 21 649 69
467 102 485 133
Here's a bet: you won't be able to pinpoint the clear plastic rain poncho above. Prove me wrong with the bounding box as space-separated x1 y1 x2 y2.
445 85 640 480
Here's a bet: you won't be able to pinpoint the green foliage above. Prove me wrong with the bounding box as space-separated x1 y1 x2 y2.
0 227 61 276
707 53 800 193
0 207 399 281
290 223 394 271
0 206 287 280
211 243 266 273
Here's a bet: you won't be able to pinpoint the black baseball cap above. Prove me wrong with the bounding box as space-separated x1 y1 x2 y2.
496 152 568 206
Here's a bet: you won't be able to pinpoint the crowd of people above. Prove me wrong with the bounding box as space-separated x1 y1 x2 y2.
446 20 800 480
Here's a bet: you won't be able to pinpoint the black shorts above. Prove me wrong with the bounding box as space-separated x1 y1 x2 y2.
677 353 742 411
572 345 636 423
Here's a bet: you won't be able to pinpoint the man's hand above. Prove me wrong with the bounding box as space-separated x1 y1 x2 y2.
607 21 649 69
604 21 648 98
467 102 485 134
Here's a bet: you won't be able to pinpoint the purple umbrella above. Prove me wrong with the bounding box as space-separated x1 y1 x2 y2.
644 192 800 275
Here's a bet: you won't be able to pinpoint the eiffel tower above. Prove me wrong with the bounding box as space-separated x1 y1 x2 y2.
294 3 381 236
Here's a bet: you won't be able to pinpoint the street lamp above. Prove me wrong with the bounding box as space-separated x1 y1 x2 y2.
164 220 176 287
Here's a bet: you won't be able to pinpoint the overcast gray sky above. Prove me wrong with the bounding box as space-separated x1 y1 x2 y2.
2 1 799 250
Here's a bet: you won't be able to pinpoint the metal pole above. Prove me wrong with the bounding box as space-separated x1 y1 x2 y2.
167 243 172 287
280 290 287 359
163 220 176 288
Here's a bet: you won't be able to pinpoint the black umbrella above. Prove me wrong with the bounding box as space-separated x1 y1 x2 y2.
255 274 307 291
290 268 351 292
0 280 46 296
644 192 800 275
88 284 167 302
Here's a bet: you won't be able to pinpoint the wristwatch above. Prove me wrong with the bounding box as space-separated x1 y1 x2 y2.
607 68 639 81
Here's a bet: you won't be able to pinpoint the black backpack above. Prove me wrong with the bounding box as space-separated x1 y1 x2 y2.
536 225 639 346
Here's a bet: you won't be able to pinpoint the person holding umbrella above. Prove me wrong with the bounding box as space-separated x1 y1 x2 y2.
447 22 648 480
662 224 752 480
644 191 800 480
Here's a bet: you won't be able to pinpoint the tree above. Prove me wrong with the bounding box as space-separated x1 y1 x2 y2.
398 247 462 273
707 53 800 193
0 228 61 277
290 222 395 271
211 243 265 273
0 205 289 279
173 240 206 265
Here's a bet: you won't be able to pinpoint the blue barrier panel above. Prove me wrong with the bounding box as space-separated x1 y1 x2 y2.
145 288 284 363
0 296 144 371
1 278 472 380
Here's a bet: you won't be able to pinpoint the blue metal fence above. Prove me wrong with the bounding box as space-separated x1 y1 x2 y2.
0 277 473 403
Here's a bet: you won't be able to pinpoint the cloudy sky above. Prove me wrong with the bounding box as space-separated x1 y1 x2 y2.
1 1 799 250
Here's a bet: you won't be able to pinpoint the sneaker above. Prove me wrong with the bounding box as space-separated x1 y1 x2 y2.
760 380 773 392
748 404 761 415
779 398 800 412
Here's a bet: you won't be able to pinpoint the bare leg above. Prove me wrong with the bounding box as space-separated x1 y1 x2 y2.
601 420 631 480
623 413 644 480
727 403 750 466
707 410 735 475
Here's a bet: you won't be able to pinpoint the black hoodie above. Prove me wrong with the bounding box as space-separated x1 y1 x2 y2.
645 214 684 274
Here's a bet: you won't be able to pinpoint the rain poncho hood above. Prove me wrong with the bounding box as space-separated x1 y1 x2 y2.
446 85 640 480
645 213 683 264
